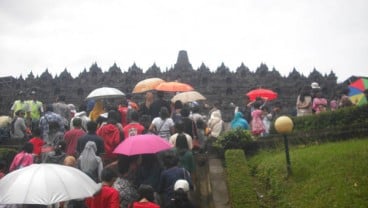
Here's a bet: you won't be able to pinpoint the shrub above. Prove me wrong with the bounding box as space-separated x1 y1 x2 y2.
214 128 254 150
225 149 258 208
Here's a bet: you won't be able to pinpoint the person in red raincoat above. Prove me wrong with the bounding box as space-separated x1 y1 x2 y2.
85 168 120 208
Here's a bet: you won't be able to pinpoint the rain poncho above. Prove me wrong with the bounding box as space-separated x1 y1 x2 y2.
230 112 249 130
78 141 103 182
207 110 224 138
89 100 105 122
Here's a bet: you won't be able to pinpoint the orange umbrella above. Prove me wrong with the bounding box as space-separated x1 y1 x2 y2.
132 78 166 93
155 81 194 92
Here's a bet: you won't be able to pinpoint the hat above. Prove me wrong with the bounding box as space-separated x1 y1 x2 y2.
174 179 190 192
18 90 25 95
311 82 320 89
30 91 36 95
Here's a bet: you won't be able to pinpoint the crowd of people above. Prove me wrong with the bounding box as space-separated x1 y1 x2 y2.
0 81 366 208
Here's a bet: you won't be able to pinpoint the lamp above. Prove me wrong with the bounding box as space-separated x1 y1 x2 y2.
274 116 294 176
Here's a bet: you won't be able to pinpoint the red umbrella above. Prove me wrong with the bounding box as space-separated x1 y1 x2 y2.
246 88 278 101
113 134 172 156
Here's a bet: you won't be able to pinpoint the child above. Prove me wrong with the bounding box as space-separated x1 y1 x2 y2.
251 101 265 136
28 127 45 163
261 106 272 136
85 167 120 208
131 184 160 208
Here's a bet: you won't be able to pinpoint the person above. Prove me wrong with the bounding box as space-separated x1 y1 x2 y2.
296 86 313 116
9 142 34 171
77 121 105 156
78 141 103 182
312 91 328 114
42 140 67 164
89 100 106 122
364 89 368 102
39 105 65 146
70 104 90 130
28 127 45 163
10 90 30 118
118 98 130 127
63 155 77 167
251 101 265 136
149 107 175 141
174 134 195 174
169 121 193 150
123 111 145 138
171 100 183 124
26 90 44 130
338 88 353 108
138 92 154 122
230 112 249 130
261 106 272 136
150 91 171 119
207 108 224 139
85 167 120 208
64 117 86 156
52 95 71 127
126 93 139 112
235 95 252 123
158 151 193 206
165 179 195 208
189 105 205 124
113 156 139 208
130 184 160 208
97 110 123 164
10 109 28 141
179 107 198 144
0 160 6 179
135 154 163 193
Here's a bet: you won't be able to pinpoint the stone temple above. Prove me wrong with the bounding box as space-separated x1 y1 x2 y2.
0 50 344 121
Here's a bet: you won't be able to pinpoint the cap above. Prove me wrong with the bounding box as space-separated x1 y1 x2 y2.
30 91 36 95
174 179 190 192
311 82 320 89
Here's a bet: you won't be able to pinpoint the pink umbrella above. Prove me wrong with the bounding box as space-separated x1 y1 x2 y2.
113 134 172 156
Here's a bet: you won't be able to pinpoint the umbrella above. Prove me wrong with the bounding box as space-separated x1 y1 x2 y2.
246 88 278 101
86 87 125 100
171 91 206 103
348 77 368 106
0 164 101 205
113 134 172 156
155 81 194 92
132 78 166 93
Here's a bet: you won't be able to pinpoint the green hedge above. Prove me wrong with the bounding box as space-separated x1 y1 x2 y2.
225 149 258 208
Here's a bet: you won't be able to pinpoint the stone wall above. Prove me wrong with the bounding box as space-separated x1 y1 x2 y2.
0 50 343 121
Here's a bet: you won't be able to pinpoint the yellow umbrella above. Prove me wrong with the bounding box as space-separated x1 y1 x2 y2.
132 78 165 93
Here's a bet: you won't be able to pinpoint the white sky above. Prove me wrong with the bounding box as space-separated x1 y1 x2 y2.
0 0 367 82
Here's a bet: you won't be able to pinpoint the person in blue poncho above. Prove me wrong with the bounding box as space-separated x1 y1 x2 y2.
230 112 250 130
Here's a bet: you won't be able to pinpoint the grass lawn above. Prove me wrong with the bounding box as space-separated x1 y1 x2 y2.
248 138 368 208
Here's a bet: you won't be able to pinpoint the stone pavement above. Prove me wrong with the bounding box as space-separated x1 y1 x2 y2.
192 153 231 208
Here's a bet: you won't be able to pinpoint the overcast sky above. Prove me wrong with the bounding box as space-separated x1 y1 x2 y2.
0 0 367 82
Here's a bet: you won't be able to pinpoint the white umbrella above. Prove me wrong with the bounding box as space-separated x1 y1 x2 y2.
171 91 206 103
0 164 101 205
86 87 125 100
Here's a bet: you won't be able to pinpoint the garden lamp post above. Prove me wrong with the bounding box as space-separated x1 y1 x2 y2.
274 116 294 176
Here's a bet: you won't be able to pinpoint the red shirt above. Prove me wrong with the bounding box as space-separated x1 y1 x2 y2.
132 201 160 208
123 122 145 138
29 137 44 155
64 128 86 156
85 185 120 208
